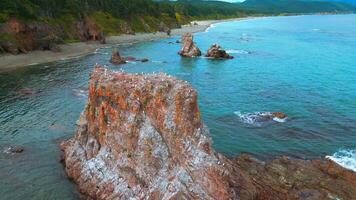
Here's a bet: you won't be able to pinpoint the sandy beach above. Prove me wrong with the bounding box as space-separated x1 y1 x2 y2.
0 18 247 73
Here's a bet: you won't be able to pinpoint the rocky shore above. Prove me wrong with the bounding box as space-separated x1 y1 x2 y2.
61 67 356 200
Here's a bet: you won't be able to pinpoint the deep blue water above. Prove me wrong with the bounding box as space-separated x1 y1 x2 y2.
0 14 356 199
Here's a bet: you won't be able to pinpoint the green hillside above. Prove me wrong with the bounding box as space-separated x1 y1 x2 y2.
239 0 356 14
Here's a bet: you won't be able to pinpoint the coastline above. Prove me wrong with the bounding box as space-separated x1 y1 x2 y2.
0 18 248 73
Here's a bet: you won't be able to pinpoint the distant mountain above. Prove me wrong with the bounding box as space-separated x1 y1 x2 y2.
238 0 356 13
313 0 356 5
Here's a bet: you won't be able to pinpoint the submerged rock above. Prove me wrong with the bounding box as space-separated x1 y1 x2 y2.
178 33 201 57
3 146 24 154
235 111 288 125
61 67 356 200
110 50 149 64
139 58 149 62
272 112 287 120
205 44 233 59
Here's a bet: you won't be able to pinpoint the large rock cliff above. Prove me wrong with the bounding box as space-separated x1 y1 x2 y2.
61 67 253 200
0 17 105 54
61 67 356 200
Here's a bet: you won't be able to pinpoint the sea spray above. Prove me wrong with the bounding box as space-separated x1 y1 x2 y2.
326 149 356 172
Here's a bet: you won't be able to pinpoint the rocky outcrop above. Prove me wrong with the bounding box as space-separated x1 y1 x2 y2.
158 22 171 35
0 17 107 54
272 112 287 120
110 50 127 64
205 44 233 59
110 49 149 64
61 67 356 200
75 17 105 43
178 33 201 57
235 154 356 200
120 22 135 35
60 66 248 200
0 17 60 54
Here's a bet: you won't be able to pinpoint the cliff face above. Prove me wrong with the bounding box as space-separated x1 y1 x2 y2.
61 67 356 200
0 17 105 54
61 67 252 200
0 17 60 54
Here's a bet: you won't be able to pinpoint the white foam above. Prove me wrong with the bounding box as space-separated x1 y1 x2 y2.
234 111 287 126
326 149 356 172
226 49 250 54
273 117 287 123
205 24 217 32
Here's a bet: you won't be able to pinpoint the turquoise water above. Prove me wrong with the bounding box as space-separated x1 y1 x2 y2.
0 14 356 199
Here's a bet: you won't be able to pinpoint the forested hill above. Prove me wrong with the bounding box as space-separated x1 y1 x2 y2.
0 0 248 29
0 0 250 54
239 0 356 14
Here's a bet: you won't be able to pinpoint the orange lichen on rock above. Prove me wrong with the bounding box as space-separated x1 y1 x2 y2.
61 66 244 200
61 66 356 200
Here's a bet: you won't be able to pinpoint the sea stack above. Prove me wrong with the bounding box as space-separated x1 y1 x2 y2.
61 67 356 200
60 66 243 200
110 49 126 64
178 33 202 57
205 44 233 59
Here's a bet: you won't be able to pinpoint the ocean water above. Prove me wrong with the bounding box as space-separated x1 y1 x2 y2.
0 14 356 199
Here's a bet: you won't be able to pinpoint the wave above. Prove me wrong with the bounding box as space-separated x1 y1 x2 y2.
234 111 287 126
226 49 250 54
205 24 217 32
326 149 356 172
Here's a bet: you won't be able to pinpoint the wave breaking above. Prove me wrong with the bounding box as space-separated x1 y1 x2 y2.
326 149 356 172
234 111 287 126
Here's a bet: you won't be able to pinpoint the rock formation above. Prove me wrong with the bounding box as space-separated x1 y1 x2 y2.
61 67 356 200
0 17 60 54
205 44 233 59
60 66 248 199
158 22 171 36
119 22 135 35
110 49 149 64
178 33 201 57
75 17 105 43
272 112 287 120
110 50 127 64
235 154 356 200
0 17 108 55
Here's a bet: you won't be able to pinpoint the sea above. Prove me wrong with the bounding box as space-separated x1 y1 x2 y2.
0 14 355 199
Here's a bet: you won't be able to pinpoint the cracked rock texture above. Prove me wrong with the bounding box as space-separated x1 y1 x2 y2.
61 67 356 200
60 66 249 200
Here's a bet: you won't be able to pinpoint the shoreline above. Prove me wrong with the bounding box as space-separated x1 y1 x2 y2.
0 13 350 73
0 17 249 73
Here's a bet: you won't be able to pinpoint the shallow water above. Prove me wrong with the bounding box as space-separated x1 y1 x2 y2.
1 14 356 199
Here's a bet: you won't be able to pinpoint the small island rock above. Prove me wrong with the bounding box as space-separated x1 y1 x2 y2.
110 49 126 64
178 33 201 57
205 44 233 59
